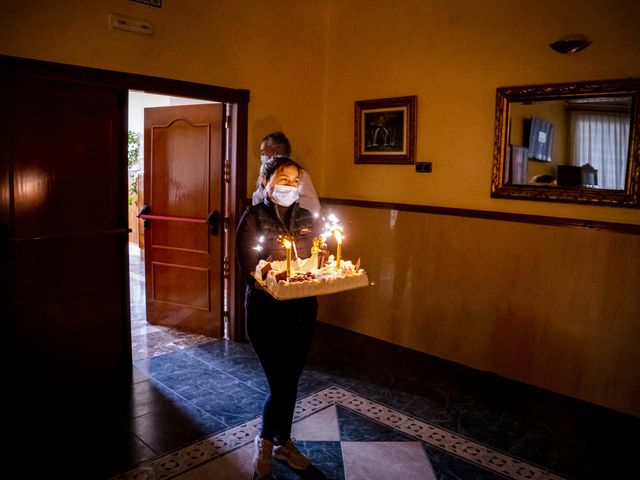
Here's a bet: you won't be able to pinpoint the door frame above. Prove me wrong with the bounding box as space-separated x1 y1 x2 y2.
0 54 250 341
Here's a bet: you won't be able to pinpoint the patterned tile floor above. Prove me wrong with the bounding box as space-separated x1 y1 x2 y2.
106 331 637 480
9 245 637 479
114 386 569 480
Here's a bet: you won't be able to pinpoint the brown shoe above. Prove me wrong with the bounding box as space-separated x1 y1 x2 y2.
273 438 311 470
253 435 273 478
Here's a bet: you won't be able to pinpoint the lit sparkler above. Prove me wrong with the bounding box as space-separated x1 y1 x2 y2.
253 235 265 252
322 214 345 270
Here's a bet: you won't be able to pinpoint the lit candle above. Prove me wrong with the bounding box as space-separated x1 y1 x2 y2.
283 238 292 277
334 230 342 269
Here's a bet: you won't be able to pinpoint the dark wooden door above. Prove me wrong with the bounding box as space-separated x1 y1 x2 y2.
142 104 223 337
1 75 129 389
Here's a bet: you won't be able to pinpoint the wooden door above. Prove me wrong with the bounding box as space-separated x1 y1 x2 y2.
0 74 129 389
142 104 223 337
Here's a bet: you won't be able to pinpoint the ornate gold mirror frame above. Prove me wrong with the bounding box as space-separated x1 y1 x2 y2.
491 78 640 207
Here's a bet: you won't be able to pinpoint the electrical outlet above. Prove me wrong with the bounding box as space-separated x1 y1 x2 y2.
416 162 432 173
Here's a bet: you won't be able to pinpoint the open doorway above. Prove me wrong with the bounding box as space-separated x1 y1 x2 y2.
128 90 223 361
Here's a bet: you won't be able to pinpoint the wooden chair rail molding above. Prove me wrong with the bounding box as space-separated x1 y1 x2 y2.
320 198 640 235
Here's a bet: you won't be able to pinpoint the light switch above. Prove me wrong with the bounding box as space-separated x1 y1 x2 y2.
416 162 432 173
110 13 153 36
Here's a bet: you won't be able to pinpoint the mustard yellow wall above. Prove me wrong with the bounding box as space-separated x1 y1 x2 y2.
322 0 640 225
0 0 329 186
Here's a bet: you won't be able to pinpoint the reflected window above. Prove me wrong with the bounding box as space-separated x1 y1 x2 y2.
569 110 630 189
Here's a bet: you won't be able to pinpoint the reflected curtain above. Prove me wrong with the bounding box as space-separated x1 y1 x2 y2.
569 111 630 189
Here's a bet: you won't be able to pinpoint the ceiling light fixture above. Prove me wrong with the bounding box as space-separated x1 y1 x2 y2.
550 34 592 54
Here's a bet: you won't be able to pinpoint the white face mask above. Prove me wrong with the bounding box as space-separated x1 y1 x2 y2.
260 155 270 164
270 184 299 207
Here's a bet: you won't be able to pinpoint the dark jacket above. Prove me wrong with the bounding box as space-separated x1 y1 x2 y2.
236 198 319 287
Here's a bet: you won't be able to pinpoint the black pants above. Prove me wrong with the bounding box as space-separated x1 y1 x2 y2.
245 287 317 443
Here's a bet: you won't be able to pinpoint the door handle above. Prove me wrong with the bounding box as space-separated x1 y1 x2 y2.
207 210 220 236
138 204 151 229
138 205 217 233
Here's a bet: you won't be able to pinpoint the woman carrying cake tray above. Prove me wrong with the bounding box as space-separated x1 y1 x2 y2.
236 156 321 478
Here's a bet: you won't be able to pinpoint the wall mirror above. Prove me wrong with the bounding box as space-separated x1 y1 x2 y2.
491 78 640 207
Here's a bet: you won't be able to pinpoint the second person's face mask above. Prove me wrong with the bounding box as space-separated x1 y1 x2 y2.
270 184 299 207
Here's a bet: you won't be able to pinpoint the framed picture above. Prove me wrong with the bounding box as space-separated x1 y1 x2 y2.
354 95 417 164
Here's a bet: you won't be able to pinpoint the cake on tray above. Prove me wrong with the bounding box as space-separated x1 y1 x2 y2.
252 254 369 300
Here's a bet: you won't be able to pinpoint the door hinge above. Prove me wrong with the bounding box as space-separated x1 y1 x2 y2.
223 310 230 340
224 114 231 129
224 159 231 183
223 256 230 279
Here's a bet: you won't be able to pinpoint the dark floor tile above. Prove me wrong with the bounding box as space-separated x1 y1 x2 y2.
423 444 506 480
91 428 158 480
156 365 240 398
298 369 335 397
337 405 414 442
127 377 192 418
134 347 212 379
129 399 224 453
190 340 270 391
188 383 267 428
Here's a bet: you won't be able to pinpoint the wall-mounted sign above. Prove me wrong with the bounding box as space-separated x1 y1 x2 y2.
130 0 162 8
